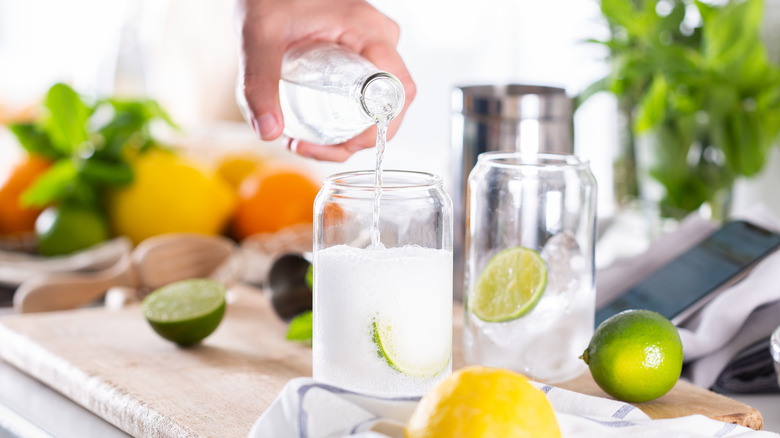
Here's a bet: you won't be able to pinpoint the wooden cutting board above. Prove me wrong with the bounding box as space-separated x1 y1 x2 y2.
0 285 763 437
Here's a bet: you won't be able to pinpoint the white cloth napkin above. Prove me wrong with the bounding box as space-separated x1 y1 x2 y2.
249 377 777 438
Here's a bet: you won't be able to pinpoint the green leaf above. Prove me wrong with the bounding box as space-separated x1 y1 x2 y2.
600 0 643 37
725 111 767 176
96 98 178 158
43 83 92 154
286 311 313 344
20 159 79 208
305 265 313 290
698 0 764 73
105 98 178 129
8 123 61 160
62 178 102 209
634 75 668 132
79 159 134 186
704 85 739 121
575 76 610 110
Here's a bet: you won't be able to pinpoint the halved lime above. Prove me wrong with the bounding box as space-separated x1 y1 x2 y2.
372 317 450 377
470 246 547 322
141 278 227 346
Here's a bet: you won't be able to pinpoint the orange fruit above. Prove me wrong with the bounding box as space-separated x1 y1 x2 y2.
232 166 320 240
0 154 52 236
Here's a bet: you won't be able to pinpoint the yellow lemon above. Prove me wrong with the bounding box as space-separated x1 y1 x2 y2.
107 149 237 244
405 366 560 438
215 152 265 189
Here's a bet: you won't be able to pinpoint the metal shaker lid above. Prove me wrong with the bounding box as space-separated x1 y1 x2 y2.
452 85 572 121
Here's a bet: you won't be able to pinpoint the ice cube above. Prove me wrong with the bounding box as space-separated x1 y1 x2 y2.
540 231 586 299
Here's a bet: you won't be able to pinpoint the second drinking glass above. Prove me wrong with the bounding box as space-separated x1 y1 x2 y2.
463 152 597 383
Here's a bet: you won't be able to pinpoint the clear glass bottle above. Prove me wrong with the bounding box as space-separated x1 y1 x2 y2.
312 170 453 395
278 43 405 145
463 152 597 383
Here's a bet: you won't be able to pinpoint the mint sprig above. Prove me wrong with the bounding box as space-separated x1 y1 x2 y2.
286 311 313 344
9 83 177 210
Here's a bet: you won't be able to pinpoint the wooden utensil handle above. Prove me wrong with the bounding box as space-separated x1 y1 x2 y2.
13 254 138 313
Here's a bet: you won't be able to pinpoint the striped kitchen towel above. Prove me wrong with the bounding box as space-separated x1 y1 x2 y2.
248 377 778 438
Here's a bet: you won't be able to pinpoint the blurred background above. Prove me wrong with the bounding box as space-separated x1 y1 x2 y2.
2 0 780 257
0 0 609 200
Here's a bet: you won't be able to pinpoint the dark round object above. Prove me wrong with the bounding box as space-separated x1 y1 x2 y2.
268 253 313 321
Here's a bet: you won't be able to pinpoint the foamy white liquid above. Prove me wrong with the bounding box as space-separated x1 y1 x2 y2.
313 244 453 395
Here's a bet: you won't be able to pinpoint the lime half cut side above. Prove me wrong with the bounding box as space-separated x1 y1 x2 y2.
142 278 227 346
470 246 547 322
372 317 451 378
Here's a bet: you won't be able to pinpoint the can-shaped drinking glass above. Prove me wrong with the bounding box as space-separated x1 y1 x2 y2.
464 152 597 383
313 170 453 395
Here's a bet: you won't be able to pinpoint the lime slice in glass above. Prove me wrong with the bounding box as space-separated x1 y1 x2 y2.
141 278 227 346
372 317 451 377
470 246 547 322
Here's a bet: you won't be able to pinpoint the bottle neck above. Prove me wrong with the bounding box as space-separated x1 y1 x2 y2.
359 72 405 122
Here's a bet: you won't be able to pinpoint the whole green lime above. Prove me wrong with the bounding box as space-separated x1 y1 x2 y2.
141 279 226 346
35 205 111 256
581 309 683 403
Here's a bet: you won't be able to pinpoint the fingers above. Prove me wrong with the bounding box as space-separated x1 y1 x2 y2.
238 12 286 140
291 139 358 162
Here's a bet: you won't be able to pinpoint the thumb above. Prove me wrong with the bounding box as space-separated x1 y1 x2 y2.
238 37 285 141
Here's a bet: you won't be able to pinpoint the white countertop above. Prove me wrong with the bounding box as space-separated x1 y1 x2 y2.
0 358 128 438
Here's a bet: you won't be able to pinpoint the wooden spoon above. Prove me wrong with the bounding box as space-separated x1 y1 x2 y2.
13 251 137 313
132 233 237 291
13 234 242 313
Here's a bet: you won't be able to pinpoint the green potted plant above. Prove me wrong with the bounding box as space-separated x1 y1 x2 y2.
580 0 780 220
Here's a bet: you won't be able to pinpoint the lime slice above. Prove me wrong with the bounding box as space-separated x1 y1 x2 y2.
142 279 227 346
372 317 451 377
470 246 547 322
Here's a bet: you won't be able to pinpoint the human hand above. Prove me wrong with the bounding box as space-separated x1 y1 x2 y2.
236 0 416 162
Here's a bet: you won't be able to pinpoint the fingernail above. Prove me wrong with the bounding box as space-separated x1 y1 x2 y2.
255 114 278 139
